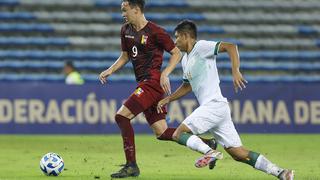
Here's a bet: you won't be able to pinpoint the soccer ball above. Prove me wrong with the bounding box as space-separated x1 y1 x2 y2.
39 152 64 176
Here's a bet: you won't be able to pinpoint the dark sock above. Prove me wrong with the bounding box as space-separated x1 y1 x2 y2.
177 132 192 145
115 114 136 164
243 151 260 167
157 128 176 141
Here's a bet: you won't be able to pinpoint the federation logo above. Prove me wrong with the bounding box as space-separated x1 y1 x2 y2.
134 87 144 97
141 35 148 45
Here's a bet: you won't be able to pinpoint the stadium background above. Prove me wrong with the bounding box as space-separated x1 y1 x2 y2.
0 0 320 179
0 0 319 133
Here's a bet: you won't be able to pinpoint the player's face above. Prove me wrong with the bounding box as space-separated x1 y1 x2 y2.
121 2 138 23
174 31 187 52
63 65 71 75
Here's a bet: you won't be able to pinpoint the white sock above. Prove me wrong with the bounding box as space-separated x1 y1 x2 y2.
186 135 211 154
254 155 284 177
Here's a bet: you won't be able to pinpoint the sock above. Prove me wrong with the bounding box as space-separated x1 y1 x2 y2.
115 114 136 164
243 151 260 167
157 128 176 141
178 133 211 154
254 154 284 177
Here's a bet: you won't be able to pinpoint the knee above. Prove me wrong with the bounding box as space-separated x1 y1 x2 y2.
115 114 122 123
115 114 129 124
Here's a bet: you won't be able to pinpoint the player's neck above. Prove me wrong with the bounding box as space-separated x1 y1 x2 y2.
132 15 148 31
187 40 197 54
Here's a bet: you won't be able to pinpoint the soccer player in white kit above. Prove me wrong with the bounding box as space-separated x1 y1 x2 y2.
157 20 294 180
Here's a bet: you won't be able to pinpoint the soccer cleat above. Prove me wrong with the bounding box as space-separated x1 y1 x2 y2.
195 151 223 168
206 138 218 169
278 169 294 180
110 163 140 178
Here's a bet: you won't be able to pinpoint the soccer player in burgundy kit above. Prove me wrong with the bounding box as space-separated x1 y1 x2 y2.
99 0 217 178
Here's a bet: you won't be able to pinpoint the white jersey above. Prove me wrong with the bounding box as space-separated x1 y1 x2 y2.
181 40 242 148
181 40 227 105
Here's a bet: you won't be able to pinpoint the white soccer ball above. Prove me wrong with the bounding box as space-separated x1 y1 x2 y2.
39 152 64 176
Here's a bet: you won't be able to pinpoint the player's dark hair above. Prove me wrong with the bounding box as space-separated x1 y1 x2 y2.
174 20 197 39
65 60 75 69
123 0 145 12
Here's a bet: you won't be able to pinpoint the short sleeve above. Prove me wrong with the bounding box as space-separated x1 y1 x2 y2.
156 27 175 52
198 40 221 59
120 26 127 52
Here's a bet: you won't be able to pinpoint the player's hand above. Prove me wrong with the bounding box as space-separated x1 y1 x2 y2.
99 69 112 84
232 70 247 93
160 73 171 95
157 97 170 113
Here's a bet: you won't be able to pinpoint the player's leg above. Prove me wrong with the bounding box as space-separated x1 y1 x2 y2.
111 105 140 178
143 106 176 140
145 103 219 168
145 101 218 144
172 123 222 168
209 103 293 179
225 147 294 180
171 105 224 167
111 80 170 178
111 83 159 178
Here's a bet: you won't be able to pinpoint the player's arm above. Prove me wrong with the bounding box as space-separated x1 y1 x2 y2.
218 42 247 92
157 82 191 113
99 51 129 84
160 47 182 95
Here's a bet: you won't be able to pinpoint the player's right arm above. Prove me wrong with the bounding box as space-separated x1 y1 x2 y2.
157 82 192 113
99 51 129 84
218 42 247 92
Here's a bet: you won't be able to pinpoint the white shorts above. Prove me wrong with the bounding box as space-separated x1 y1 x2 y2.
182 101 242 148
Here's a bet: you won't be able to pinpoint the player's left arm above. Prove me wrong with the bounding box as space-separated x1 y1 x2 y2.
218 42 247 92
161 47 182 94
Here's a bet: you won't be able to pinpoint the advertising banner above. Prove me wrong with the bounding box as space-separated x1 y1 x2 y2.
0 83 319 134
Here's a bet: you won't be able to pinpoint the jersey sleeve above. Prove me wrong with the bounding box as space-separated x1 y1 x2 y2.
156 27 175 52
198 40 221 59
181 55 189 83
120 25 127 52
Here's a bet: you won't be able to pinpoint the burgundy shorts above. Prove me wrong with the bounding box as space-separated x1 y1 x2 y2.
124 79 167 125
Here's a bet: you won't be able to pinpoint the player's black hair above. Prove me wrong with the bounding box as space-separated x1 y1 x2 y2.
174 20 197 39
65 60 75 69
123 0 145 12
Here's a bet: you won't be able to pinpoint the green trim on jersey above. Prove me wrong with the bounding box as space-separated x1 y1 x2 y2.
214 41 221 55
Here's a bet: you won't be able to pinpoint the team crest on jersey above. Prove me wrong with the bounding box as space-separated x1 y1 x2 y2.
141 35 148 45
134 87 144 97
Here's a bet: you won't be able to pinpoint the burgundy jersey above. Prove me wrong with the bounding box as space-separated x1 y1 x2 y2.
121 21 175 82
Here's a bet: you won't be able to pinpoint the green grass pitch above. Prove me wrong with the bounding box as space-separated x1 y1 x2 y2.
0 134 319 180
